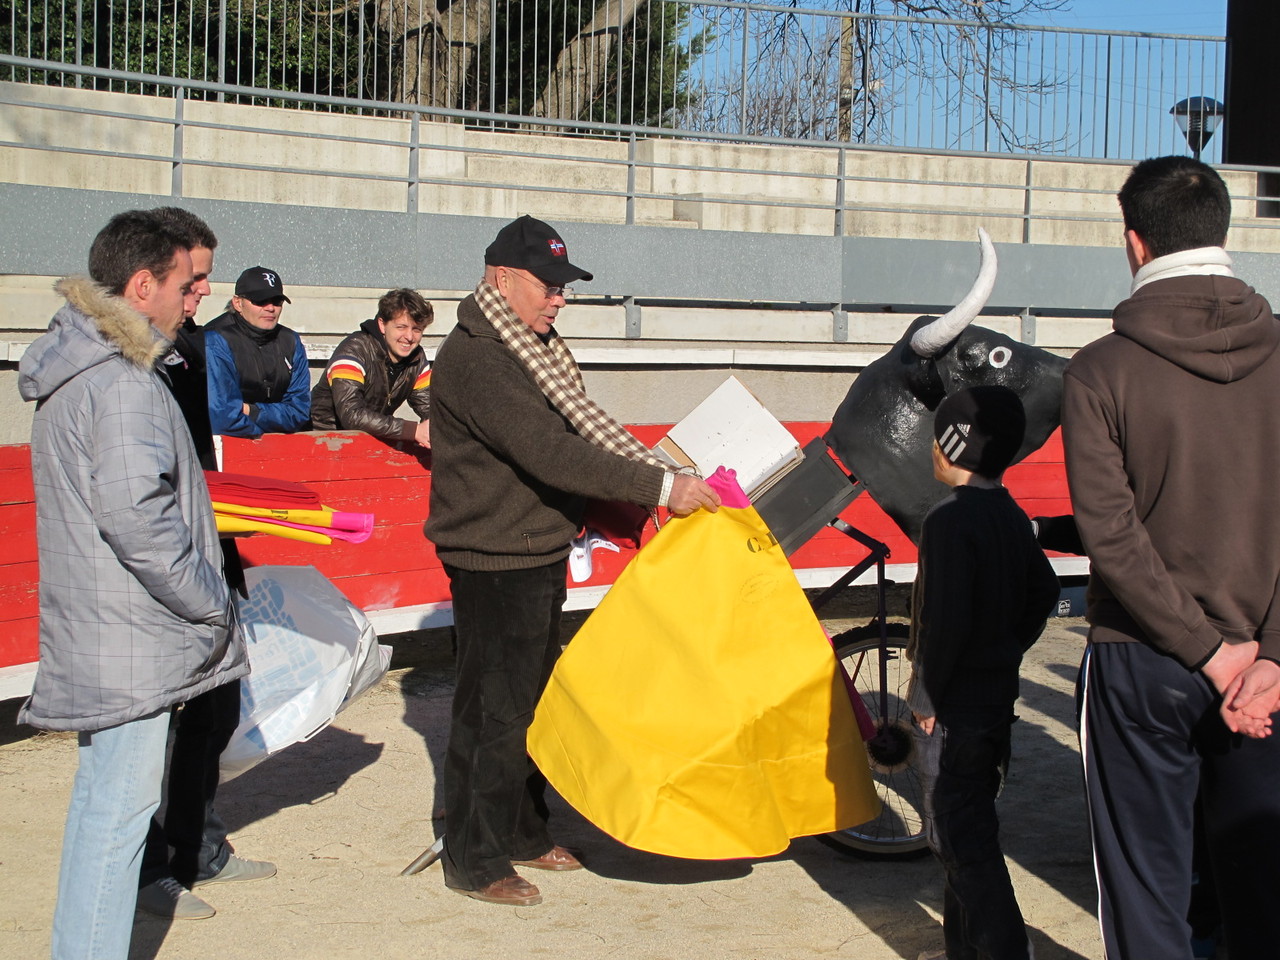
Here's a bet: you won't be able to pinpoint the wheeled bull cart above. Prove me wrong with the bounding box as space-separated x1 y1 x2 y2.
753 435 928 860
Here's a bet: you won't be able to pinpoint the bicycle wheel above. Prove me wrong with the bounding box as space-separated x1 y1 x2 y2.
819 621 930 860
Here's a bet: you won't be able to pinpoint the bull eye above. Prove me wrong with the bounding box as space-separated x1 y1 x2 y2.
988 346 1012 368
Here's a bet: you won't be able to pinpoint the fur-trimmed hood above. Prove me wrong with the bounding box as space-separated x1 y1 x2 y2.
19 275 169 403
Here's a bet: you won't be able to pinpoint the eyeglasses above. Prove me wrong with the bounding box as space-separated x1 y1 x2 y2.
507 270 572 300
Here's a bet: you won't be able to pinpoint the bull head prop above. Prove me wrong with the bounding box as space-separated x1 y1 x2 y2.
825 229 1067 545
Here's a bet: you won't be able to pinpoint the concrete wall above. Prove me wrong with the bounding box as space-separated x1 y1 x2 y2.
5 81 1280 444
6 81 1279 247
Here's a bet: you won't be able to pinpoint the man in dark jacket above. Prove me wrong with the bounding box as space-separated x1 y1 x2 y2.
205 266 310 437
137 209 275 922
19 209 245 960
310 287 434 445
425 215 719 907
1063 156 1280 960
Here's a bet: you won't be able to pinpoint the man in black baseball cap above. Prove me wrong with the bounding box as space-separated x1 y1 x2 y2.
233 265 292 306
203 264 310 437
425 215 719 907
479 215 591 335
484 214 593 287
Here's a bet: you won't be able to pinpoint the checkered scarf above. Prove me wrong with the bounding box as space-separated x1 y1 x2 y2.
474 281 669 469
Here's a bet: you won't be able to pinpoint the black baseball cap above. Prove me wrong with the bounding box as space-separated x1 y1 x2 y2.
234 266 292 304
484 215 593 285
934 385 1027 477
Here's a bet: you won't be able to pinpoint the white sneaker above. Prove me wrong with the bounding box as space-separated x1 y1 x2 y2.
568 529 621 582
136 877 216 920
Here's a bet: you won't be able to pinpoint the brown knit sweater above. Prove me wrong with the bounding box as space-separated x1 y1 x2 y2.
425 295 665 572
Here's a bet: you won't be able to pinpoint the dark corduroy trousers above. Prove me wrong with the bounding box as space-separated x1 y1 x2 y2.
441 561 566 891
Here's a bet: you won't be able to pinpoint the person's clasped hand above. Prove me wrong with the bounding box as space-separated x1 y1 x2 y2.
667 474 721 516
1221 658 1280 739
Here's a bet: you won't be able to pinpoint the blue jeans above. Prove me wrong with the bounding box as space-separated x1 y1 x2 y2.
52 709 170 960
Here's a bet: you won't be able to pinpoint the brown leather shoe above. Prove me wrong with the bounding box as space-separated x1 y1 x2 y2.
452 875 542 906
511 845 583 871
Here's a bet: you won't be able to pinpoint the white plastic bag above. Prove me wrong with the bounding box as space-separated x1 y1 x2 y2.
220 565 392 780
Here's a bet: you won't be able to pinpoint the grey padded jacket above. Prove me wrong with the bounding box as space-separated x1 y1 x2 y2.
18 277 247 732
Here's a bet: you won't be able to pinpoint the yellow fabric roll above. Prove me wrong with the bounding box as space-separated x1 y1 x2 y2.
214 513 334 545
528 498 880 859
211 501 336 527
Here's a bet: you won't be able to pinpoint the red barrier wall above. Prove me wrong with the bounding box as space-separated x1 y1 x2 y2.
0 426 1072 671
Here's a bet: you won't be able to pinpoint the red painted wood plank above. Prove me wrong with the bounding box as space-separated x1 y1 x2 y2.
0 446 34 506
221 433 433 482
0 617 38 664
325 567 455 611
0 561 39 622
0 503 38 565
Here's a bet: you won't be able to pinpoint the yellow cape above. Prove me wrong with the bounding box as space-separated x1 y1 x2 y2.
528 497 879 859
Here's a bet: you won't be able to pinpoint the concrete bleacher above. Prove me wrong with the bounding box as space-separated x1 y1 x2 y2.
3 78 1280 449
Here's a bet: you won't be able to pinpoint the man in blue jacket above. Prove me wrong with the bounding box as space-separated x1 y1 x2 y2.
205 266 310 437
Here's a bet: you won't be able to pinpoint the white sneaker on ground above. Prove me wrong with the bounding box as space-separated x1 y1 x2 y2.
193 854 277 887
136 877 216 920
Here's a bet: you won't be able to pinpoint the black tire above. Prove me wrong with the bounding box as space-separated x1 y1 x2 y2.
819 621 931 860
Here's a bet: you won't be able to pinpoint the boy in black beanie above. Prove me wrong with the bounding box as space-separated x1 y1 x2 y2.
908 385 1060 960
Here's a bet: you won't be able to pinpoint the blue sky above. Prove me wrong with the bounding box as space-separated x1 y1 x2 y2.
1040 0 1225 36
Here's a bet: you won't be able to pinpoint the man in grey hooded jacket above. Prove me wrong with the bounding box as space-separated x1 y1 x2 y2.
19 209 246 960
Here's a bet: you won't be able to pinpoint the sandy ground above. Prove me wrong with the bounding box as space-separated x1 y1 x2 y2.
0 617 1103 960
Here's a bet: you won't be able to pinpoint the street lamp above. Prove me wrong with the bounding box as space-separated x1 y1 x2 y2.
1170 96 1226 161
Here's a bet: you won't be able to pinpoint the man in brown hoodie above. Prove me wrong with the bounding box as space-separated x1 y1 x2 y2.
1064 156 1280 960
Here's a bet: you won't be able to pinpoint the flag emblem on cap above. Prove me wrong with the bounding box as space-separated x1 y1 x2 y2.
548 238 566 256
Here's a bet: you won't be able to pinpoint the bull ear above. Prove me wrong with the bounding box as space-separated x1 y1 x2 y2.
909 227 998 357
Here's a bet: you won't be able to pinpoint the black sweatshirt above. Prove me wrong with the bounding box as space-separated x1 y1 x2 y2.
907 485 1060 717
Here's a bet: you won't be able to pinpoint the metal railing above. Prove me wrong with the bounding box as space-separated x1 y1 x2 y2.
3 0 1226 161
7 58 1277 251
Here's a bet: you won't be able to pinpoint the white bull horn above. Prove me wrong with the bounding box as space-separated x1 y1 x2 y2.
909 226 998 357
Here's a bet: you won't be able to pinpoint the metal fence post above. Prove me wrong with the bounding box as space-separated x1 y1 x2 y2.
171 86 185 196
834 146 846 238
74 0 83 87
1023 158 1032 244
625 295 641 338
357 4 365 104
739 10 749 135
983 26 993 153
832 305 848 343
1103 36 1112 160
407 112 420 213
616 0 625 130
217 0 228 101
626 132 637 226
1020 307 1036 345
